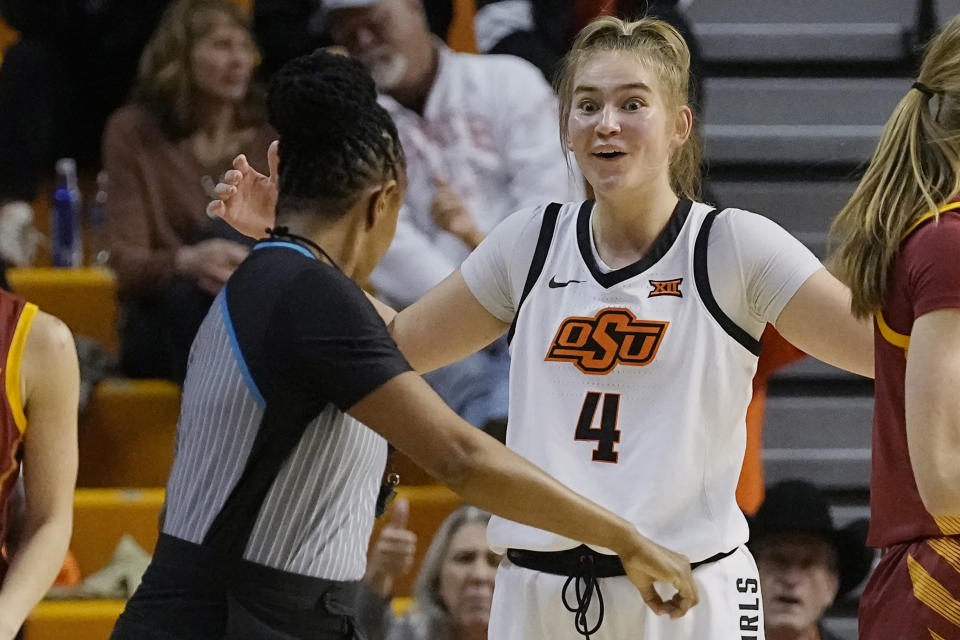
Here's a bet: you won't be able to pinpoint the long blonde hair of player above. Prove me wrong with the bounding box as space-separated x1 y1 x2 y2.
554 15 702 202
829 13 960 318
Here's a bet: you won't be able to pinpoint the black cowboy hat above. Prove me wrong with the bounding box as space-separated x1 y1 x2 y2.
748 480 875 598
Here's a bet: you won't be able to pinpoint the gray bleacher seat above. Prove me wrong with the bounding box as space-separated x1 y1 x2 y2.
937 0 960 25
687 0 916 63
710 182 856 235
771 356 870 385
822 616 858 640
702 77 908 166
709 181 857 258
762 395 872 488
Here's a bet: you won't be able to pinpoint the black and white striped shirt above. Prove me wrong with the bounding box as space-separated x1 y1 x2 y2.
162 239 411 581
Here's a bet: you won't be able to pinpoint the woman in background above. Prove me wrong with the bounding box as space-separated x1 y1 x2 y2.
359 505 497 640
103 0 273 382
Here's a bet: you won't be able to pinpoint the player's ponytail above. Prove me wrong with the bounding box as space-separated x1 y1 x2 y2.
555 16 702 201
828 14 960 318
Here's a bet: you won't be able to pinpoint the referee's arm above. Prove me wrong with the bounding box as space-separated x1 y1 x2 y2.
347 372 700 619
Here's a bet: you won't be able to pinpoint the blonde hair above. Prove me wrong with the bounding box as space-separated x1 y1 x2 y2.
135 0 264 138
555 15 701 201
828 14 960 317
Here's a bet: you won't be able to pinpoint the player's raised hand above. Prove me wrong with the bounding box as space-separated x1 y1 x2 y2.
206 140 280 238
620 535 698 618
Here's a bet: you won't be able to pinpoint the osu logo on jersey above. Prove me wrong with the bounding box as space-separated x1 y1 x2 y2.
545 307 668 375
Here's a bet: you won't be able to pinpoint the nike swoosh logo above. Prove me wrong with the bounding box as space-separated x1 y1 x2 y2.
548 275 584 288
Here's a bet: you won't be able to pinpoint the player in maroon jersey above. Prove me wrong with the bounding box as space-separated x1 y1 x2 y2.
829 13 960 639
0 288 78 638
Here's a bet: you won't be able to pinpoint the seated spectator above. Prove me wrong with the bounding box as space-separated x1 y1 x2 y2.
0 0 172 231
358 503 498 640
103 0 274 383
324 0 582 429
253 0 455 80
749 480 874 640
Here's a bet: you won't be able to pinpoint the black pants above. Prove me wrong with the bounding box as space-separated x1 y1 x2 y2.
118 280 214 384
111 535 364 640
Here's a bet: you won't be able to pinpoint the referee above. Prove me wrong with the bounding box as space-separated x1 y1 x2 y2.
111 50 696 639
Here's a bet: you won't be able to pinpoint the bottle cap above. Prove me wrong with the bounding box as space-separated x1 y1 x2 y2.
55 157 77 175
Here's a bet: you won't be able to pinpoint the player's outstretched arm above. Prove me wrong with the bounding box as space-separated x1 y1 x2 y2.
389 269 508 373
0 312 78 638
206 141 280 239
348 372 699 619
905 308 960 516
774 269 874 378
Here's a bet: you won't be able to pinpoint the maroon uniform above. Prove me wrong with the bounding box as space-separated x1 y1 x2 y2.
859 199 960 640
0 290 37 583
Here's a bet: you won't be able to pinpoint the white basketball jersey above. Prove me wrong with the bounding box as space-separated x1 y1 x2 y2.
487 200 760 562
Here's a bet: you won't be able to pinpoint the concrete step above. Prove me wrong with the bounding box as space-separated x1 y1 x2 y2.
822 615 858 640
763 448 870 489
762 395 873 489
702 78 909 165
687 0 915 63
764 395 873 449
694 23 909 63
770 356 871 386
711 181 856 235
688 0 913 24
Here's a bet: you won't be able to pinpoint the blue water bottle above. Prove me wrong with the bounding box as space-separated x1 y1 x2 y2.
52 157 83 267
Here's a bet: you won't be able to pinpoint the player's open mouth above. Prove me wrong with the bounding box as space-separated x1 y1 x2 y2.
594 151 626 160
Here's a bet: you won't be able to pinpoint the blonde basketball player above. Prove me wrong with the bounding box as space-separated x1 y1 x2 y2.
210 17 873 639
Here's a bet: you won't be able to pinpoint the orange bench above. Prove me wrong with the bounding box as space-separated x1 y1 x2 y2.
8 267 118 354
25 488 164 640
24 485 457 639
78 379 181 488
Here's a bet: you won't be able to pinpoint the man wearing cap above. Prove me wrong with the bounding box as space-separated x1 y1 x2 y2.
321 0 582 434
749 480 873 640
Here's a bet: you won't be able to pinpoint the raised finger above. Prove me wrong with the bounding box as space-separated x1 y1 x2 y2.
224 168 243 185
207 200 225 219
214 183 238 198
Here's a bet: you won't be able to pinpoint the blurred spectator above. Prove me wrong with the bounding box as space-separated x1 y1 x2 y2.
358 503 498 640
749 480 874 640
252 0 455 80
103 0 273 383
324 0 581 428
0 0 172 224
474 0 703 111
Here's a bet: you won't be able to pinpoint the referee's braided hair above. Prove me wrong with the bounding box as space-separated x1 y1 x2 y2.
268 50 405 219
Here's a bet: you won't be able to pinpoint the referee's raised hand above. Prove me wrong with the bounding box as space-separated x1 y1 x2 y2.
620 535 698 619
207 140 280 239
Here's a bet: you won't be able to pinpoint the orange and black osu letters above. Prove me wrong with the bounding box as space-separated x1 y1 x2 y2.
545 308 668 375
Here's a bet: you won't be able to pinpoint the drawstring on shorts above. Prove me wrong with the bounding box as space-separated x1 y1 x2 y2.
560 553 605 638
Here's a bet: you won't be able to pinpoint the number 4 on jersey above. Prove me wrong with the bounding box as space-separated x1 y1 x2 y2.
575 392 621 463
